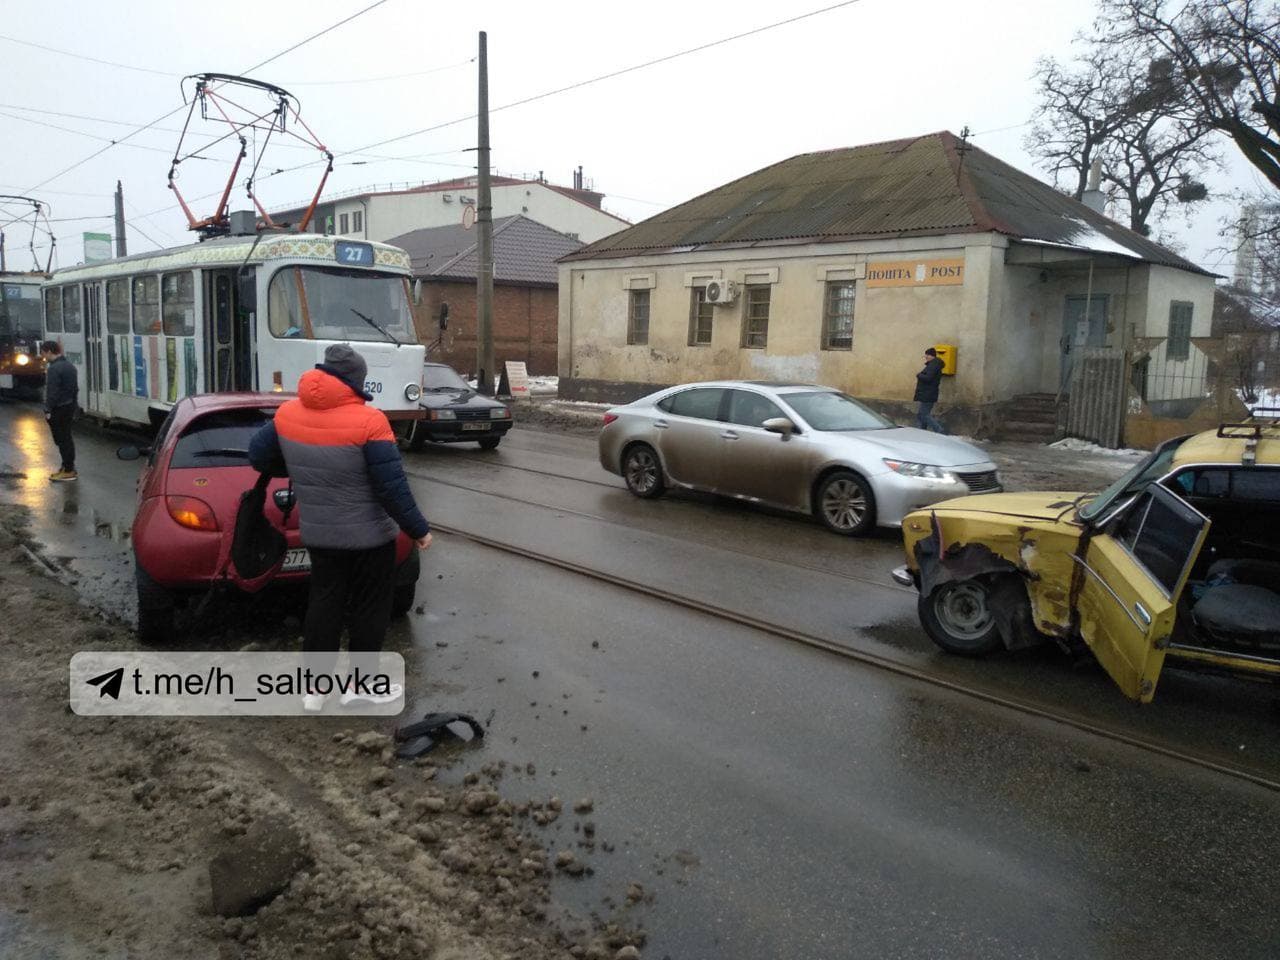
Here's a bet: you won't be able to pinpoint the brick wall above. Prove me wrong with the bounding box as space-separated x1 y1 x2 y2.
411 280 558 376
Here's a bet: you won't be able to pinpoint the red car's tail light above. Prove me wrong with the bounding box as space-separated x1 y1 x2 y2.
166 496 219 532
602 413 619 427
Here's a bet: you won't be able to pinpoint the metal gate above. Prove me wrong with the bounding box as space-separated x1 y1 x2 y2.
1066 348 1127 448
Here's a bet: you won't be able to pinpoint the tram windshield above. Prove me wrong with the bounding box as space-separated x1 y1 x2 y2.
268 267 416 344
0 283 44 341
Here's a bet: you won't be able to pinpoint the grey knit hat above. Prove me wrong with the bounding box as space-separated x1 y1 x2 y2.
317 343 373 400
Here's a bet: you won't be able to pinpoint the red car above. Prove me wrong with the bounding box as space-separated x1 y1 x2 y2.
118 393 420 644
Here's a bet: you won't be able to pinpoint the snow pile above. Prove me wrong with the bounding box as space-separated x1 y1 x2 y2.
1049 437 1147 458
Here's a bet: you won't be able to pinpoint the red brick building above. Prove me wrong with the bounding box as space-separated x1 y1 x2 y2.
389 216 580 376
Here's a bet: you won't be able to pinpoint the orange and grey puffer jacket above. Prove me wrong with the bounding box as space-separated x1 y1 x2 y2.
248 368 429 550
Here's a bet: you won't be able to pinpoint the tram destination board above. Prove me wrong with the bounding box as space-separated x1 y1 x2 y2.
335 240 374 266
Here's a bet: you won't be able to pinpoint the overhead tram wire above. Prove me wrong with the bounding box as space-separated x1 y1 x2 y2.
228 0 870 193
0 32 176 77
22 0 397 194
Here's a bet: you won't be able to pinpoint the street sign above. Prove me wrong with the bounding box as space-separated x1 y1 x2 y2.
84 232 112 262
503 360 529 398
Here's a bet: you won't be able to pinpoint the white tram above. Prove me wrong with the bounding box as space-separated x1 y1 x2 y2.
40 233 426 429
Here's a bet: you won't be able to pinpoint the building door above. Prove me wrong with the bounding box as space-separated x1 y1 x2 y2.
1060 294 1108 389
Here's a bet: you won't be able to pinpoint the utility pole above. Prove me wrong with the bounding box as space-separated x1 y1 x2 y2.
475 30 496 395
114 181 128 257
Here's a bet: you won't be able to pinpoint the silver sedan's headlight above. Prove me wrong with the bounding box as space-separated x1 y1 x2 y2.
430 409 456 421
883 459 958 483
489 406 510 419
405 383 421 402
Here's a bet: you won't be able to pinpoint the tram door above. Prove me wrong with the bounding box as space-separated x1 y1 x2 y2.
82 282 105 415
206 269 254 392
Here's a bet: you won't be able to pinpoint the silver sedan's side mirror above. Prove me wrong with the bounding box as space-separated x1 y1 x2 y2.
762 417 795 438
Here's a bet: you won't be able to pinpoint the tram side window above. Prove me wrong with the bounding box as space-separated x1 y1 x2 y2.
132 276 161 335
162 271 196 337
61 286 82 334
44 288 62 333
106 279 130 334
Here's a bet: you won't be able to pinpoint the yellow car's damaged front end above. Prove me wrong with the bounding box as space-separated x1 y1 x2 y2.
895 422 1280 702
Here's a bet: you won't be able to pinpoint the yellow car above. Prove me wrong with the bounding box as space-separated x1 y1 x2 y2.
892 417 1280 702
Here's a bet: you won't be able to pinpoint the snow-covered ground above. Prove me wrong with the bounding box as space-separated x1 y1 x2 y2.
1049 437 1148 458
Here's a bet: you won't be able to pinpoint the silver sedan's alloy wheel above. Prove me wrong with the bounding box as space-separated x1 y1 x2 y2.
624 447 660 495
821 477 868 531
933 581 994 640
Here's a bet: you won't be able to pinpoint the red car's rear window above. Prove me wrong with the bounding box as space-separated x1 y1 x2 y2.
170 408 277 469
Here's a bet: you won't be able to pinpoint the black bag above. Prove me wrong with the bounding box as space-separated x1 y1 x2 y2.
231 473 287 580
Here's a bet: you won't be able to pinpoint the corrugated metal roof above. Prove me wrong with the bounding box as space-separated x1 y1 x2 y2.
562 131 1212 275
387 216 583 286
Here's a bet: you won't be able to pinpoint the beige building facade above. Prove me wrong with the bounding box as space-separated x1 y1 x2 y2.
558 132 1217 438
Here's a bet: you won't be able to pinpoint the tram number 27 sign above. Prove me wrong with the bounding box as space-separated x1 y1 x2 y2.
335 241 374 266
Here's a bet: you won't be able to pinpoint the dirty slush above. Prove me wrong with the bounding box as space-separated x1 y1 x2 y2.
0 504 646 960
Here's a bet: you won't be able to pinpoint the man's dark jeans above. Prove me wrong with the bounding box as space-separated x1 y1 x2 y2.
303 540 397 675
916 401 946 434
47 404 76 471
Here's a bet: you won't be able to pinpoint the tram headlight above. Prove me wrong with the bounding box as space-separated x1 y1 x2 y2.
15 353 30 366
405 383 421 402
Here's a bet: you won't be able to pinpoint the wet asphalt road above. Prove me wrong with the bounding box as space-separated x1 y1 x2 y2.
3 398 1280 959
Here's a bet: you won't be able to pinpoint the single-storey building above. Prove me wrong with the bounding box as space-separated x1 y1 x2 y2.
389 215 582 375
557 131 1217 438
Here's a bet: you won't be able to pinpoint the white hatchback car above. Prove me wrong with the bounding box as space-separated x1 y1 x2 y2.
599 381 1001 535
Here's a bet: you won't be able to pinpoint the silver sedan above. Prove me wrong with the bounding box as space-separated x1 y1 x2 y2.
599 381 1001 535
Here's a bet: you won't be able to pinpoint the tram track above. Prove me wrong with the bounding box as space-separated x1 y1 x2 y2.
429 519 1280 796
402 463 912 595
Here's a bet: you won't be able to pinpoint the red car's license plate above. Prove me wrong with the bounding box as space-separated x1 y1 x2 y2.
281 548 311 572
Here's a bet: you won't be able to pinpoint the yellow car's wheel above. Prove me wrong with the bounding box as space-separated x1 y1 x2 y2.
919 579 1002 656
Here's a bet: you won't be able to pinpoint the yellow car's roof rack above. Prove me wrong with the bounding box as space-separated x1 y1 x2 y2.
1217 408 1280 465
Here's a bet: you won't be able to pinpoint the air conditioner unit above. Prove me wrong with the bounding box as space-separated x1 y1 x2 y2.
705 279 738 304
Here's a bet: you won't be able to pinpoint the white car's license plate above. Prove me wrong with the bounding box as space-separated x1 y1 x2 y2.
461 422 491 431
281 548 311 572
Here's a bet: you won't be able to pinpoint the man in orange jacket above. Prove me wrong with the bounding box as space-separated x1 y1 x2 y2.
250 344 431 711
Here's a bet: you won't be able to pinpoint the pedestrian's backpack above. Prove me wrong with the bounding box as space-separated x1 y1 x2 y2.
231 473 292 580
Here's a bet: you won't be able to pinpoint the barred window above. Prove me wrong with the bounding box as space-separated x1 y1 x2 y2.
742 284 770 349
627 289 650 345
823 282 855 350
339 213 350 234
1167 301 1193 361
352 210 364 233
688 287 713 345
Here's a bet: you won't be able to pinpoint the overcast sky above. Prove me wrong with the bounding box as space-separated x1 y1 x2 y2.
1 0 1264 275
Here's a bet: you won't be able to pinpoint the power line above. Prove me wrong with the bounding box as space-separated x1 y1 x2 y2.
344 0 867 157
22 0 397 193
0 32 175 77
241 0 393 76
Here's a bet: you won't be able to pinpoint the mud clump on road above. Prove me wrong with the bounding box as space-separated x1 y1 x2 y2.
0 505 646 960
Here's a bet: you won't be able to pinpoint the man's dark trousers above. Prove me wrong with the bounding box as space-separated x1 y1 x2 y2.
47 404 76 472
303 540 396 657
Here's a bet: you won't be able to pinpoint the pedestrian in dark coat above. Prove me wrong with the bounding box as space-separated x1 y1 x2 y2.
41 341 79 481
249 343 431 711
914 347 947 434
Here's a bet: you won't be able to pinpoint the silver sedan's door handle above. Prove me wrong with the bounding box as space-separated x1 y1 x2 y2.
1134 602 1152 627
654 418 669 430
720 430 739 440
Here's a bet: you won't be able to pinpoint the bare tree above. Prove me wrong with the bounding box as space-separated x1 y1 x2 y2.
1100 0 1280 190
1027 40 1218 234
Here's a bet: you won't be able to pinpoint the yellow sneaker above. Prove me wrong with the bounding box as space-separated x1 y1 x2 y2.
49 470 78 482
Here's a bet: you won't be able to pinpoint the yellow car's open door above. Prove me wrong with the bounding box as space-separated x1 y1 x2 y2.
1073 484 1211 702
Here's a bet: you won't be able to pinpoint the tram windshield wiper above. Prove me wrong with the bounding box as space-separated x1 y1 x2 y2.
350 308 400 346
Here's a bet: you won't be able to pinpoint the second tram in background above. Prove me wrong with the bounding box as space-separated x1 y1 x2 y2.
40 229 426 432
0 271 47 396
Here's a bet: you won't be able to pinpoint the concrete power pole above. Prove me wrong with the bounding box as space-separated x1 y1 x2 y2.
475 31 496 395
114 181 128 257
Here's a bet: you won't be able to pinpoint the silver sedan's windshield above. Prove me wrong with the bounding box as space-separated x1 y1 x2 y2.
268 267 416 343
783 391 893 431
